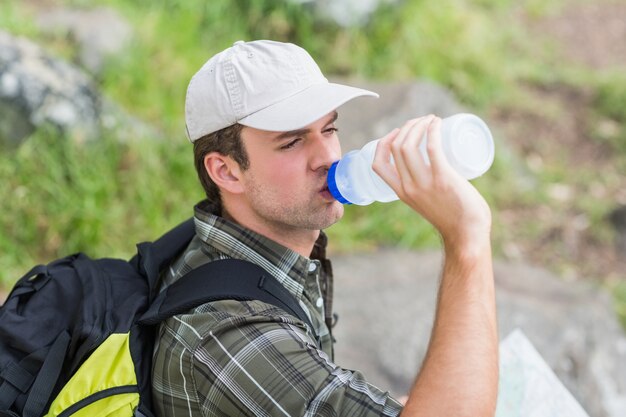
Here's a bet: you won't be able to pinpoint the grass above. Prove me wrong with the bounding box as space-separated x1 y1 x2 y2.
1 0 625 326
0 127 202 280
590 73 626 160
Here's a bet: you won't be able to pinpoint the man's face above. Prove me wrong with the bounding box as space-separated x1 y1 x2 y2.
238 111 344 233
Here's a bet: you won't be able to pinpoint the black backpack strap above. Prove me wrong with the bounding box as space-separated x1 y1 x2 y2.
0 358 36 409
0 331 70 417
22 331 71 417
133 218 196 297
139 259 318 344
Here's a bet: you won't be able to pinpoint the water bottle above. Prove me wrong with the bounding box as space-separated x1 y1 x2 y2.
327 113 495 205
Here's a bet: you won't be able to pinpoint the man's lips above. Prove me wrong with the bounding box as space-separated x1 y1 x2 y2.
319 184 336 201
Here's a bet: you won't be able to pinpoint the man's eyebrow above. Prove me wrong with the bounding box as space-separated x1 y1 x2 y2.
274 128 310 141
328 111 339 125
273 111 339 141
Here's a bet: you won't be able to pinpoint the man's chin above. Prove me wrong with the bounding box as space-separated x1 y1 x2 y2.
321 202 344 229
294 199 344 230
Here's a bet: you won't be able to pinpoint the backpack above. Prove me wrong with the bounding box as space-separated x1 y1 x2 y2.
0 219 315 417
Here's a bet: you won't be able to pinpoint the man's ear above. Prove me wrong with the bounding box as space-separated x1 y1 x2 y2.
203 152 245 194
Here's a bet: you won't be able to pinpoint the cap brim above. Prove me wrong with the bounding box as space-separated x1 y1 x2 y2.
238 82 378 132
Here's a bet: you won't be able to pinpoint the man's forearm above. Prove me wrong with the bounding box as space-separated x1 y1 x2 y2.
401 239 498 417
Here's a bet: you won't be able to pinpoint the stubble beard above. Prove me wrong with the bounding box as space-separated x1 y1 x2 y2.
246 178 344 232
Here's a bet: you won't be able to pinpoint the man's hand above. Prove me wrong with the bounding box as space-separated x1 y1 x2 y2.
372 115 491 252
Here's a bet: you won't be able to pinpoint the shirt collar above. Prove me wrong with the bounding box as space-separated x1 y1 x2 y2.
193 200 329 300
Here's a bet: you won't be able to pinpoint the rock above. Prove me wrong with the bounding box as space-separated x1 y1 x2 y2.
333 79 466 150
0 30 158 147
35 7 133 75
0 31 101 146
331 249 626 417
290 0 402 27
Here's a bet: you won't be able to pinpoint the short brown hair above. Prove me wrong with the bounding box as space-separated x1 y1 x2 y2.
193 123 247 215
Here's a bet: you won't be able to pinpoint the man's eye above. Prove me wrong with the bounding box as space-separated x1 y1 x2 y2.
324 127 339 135
281 138 301 150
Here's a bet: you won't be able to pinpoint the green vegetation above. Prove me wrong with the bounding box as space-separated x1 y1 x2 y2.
1 0 625 325
0 0 519 279
0 127 202 274
591 74 626 159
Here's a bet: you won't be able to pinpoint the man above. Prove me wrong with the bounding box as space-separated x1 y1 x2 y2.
152 40 498 416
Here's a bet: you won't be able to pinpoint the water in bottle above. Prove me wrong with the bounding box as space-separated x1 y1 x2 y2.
327 113 495 205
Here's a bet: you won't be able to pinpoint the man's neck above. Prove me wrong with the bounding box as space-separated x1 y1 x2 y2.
221 209 319 258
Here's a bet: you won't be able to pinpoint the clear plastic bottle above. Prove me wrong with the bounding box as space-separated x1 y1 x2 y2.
327 113 495 205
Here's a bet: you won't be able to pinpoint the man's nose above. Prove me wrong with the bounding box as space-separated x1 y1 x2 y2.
310 134 341 171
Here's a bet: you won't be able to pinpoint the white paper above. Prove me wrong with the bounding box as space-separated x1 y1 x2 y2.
496 329 591 417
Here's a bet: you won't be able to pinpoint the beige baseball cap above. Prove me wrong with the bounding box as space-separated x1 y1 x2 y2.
185 40 379 142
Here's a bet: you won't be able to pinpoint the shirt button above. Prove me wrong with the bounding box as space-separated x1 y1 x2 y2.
316 297 323 307
308 262 317 272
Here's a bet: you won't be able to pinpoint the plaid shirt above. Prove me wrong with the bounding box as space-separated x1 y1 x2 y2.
152 200 403 416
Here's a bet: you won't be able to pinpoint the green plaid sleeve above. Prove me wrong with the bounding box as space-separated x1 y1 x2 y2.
152 300 403 417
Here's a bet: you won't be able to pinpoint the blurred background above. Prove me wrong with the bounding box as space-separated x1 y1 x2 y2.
1 0 625 415
2 0 624 321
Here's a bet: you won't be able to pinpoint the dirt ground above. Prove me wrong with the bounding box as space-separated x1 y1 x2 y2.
487 0 626 283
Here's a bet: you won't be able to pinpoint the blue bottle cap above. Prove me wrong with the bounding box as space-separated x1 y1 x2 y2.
327 161 352 205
